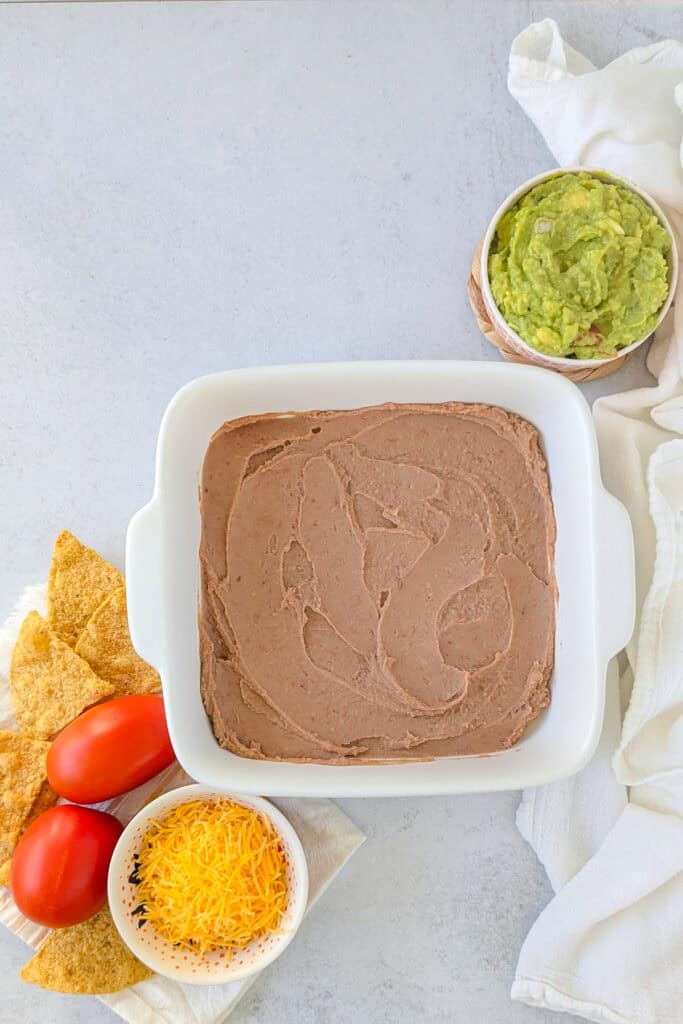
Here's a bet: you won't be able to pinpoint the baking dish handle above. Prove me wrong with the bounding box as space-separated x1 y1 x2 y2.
596 489 636 661
125 500 164 671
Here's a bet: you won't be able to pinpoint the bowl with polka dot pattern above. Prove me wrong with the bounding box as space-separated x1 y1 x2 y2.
107 783 309 984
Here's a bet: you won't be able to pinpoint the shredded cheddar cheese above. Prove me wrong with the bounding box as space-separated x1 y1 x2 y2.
134 799 289 957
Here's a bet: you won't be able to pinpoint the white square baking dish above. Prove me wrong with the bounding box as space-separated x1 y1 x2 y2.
126 361 634 796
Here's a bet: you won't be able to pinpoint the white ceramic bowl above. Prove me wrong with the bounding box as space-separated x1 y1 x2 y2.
480 167 679 370
107 784 309 984
126 360 635 796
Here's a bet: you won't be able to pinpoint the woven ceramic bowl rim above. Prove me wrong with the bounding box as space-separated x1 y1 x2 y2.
107 783 309 984
480 167 679 369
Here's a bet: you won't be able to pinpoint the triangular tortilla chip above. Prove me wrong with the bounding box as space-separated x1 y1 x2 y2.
25 779 59 823
10 612 115 740
48 530 124 646
75 587 161 696
0 780 57 887
19 905 153 993
0 731 50 867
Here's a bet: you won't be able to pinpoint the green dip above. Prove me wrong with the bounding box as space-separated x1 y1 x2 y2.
488 171 671 359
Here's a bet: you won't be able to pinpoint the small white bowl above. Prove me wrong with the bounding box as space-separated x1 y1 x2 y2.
480 167 679 370
107 784 309 984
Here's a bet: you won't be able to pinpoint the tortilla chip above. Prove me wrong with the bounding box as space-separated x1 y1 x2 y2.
19 905 153 993
48 530 124 647
0 731 50 867
25 779 59 824
0 781 58 887
10 612 115 740
75 587 161 696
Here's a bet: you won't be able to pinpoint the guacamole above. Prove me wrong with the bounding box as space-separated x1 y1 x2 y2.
488 171 671 359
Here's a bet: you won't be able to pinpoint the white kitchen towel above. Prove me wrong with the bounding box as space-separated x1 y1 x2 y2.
0 584 365 1024
515 659 628 895
507 19 683 1024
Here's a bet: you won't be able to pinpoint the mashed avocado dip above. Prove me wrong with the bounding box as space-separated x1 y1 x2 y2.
488 171 671 359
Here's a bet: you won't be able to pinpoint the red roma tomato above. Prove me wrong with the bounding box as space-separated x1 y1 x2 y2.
10 805 122 927
47 694 175 804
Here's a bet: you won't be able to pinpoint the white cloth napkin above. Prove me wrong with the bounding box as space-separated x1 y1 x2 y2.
0 584 365 1024
507 19 683 1024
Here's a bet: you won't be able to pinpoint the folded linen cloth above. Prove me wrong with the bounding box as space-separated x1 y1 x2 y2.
507 19 683 1024
0 584 365 1024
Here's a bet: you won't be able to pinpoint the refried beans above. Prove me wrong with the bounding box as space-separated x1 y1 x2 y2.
199 403 556 763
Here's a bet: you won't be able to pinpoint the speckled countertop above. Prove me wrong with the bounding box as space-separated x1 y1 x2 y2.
1 2 676 1022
